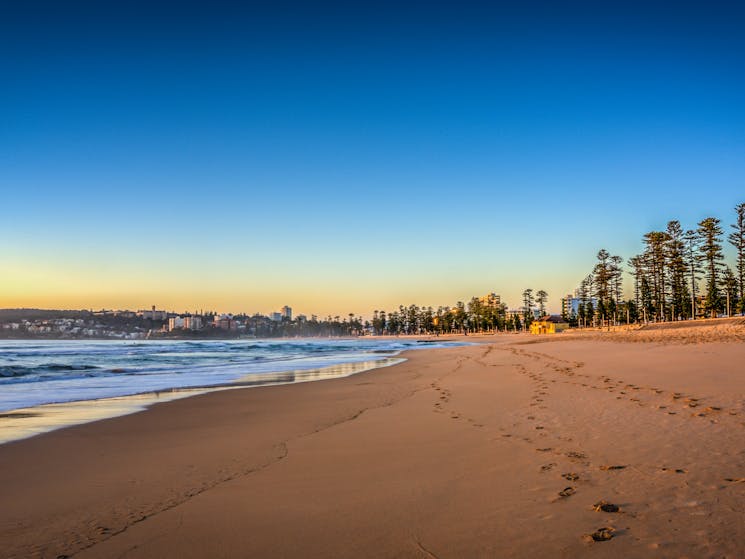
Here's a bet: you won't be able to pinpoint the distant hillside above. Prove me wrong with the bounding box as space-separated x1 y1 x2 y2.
0 309 92 321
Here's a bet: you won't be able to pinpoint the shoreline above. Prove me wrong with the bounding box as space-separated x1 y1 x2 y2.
0 337 472 431
0 355 413 445
1 328 743 558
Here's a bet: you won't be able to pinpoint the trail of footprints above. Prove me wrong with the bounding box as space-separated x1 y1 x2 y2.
430 346 743 543
499 355 628 542
429 350 496 428
430 379 485 428
497 345 744 544
509 346 743 425
447 348 625 542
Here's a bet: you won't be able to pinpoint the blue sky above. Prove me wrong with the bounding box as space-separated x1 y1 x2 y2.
1 1 744 315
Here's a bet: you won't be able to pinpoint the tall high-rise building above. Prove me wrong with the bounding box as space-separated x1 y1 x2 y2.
184 315 203 330
281 305 292 320
478 293 502 309
561 294 597 318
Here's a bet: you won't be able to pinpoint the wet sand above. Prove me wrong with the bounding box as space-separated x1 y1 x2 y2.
1 325 744 558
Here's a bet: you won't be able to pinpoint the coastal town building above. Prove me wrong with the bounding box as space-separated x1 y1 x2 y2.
138 306 168 321
505 309 523 321
505 308 542 320
168 316 185 330
214 314 237 330
168 315 204 331
561 294 599 318
530 315 570 335
281 306 293 320
184 316 202 330
478 293 502 308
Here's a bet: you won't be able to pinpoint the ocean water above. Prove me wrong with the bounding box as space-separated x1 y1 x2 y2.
0 338 462 413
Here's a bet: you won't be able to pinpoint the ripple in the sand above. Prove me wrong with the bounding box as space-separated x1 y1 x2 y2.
599 465 626 471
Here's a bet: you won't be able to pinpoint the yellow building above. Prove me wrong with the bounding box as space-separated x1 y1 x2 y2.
530 315 570 335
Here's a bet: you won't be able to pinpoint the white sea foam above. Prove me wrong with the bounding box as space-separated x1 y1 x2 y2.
0 338 465 412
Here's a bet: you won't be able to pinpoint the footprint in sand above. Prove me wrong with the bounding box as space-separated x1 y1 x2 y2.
562 473 579 481
557 487 576 498
660 467 687 474
592 501 620 513
585 527 615 542
540 463 557 472
599 465 626 471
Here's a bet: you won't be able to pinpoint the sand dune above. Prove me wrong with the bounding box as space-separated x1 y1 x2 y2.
1 324 743 558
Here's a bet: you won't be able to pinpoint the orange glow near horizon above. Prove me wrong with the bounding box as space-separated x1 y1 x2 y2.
0 257 579 317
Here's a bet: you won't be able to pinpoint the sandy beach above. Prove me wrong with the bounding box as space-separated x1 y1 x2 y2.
1 324 744 559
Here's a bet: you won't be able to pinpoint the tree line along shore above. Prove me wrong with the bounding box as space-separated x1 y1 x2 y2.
571 202 744 327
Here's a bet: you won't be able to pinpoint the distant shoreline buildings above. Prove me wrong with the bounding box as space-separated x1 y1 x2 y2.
0 291 587 340
560 292 599 319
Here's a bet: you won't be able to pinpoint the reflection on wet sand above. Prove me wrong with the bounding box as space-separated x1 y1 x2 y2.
0 357 404 444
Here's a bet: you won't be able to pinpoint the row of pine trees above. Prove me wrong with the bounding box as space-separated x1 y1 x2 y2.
574 203 745 326
370 291 550 336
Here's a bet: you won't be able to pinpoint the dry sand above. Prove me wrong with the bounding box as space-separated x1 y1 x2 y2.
1 324 743 558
